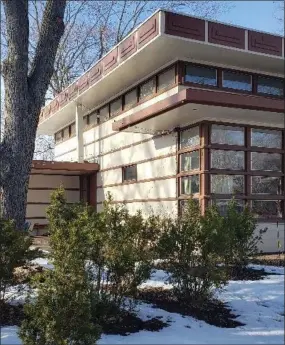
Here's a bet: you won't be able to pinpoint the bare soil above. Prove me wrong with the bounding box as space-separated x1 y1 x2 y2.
249 254 284 267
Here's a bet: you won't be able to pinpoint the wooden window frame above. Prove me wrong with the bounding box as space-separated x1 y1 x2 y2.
122 164 137 182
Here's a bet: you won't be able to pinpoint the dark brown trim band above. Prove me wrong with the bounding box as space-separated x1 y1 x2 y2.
96 197 177 205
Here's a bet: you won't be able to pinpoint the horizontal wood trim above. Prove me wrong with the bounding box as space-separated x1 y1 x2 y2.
206 194 285 200
96 197 177 205
207 170 284 177
30 173 80 177
26 217 47 220
27 202 75 205
97 174 176 189
100 152 176 173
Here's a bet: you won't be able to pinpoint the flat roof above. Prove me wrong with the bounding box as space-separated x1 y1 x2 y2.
38 9 284 135
31 160 99 175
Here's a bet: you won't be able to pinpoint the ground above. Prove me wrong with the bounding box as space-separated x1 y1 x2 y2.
1 260 284 344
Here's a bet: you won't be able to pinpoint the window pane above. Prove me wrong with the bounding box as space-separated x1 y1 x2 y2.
140 78 155 100
252 200 283 219
257 76 284 97
181 175 199 195
251 152 282 171
211 175 244 194
211 150 244 170
110 98 122 117
63 127 69 139
123 165 137 181
251 128 282 149
124 89 137 109
89 112 99 125
158 67 176 91
211 124 244 145
55 131 62 143
252 176 282 195
180 126 200 149
211 199 244 217
70 123 76 136
185 65 217 86
181 151 199 172
222 71 251 91
99 105 109 121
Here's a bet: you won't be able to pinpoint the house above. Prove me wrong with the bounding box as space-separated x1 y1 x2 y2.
35 10 284 252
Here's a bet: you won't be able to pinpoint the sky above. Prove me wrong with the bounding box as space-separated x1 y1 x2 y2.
218 0 283 35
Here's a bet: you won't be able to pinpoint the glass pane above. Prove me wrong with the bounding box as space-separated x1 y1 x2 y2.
123 165 137 181
212 199 244 217
181 151 199 172
70 123 76 136
89 112 98 125
63 127 69 139
252 176 282 195
185 65 217 86
211 124 244 145
124 89 137 109
99 105 109 121
181 175 199 195
211 175 244 194
222 71 252 91
158 67 176 91
180 126 200 149
251 152 282 171
140 79 155 100
211 150 244 170
251 128 282 148
110 98 122 117
55 131 62 142
252 200 283 218
179 199 199 214
257 76 284 97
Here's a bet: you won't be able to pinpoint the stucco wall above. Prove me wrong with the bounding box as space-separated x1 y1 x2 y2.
255 222 285 253
27 174 80 228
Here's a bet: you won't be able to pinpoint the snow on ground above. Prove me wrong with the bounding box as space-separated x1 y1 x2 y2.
1 262 284 344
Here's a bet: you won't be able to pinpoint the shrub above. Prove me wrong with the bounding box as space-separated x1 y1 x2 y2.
20 188 100 345
87 194 157 319
158 199 227 302
0 218 36 306
220 199 267 270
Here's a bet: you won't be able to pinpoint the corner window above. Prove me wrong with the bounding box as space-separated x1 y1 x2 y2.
211 150 245 170
251 128 282 149
185 64 217 86
251 152 282 172
222 71 252 91
211 175 244 194
63 127 69 139
251 200 283 219
180 151 199 172
211 124 244 146
157 66 176 91
55 131 62 143
123 165 137 182
257 76 284 97
88 112 99 126
139 78 155 100
181 175 199 195
251 176 282 195
211 199 244 217
180 126 200 149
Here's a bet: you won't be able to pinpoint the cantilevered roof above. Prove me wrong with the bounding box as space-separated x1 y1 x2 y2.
112 88 285 134
38 9 284 135
31 160 99 175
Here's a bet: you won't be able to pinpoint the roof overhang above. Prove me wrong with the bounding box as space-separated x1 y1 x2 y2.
112 88 285 134
31 160 99 175
37 10 284 136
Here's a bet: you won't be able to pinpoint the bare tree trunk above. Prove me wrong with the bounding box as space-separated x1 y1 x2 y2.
0 0 66 229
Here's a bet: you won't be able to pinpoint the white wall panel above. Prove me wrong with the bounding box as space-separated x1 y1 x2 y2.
256 223 285 253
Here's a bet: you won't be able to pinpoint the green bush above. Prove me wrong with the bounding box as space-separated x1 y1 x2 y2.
0 218 36 305
220 199 267 270
158 199 227 302
87 194 157 319
19 188 100 345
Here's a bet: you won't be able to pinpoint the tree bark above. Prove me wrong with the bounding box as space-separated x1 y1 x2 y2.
0 0 66 229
